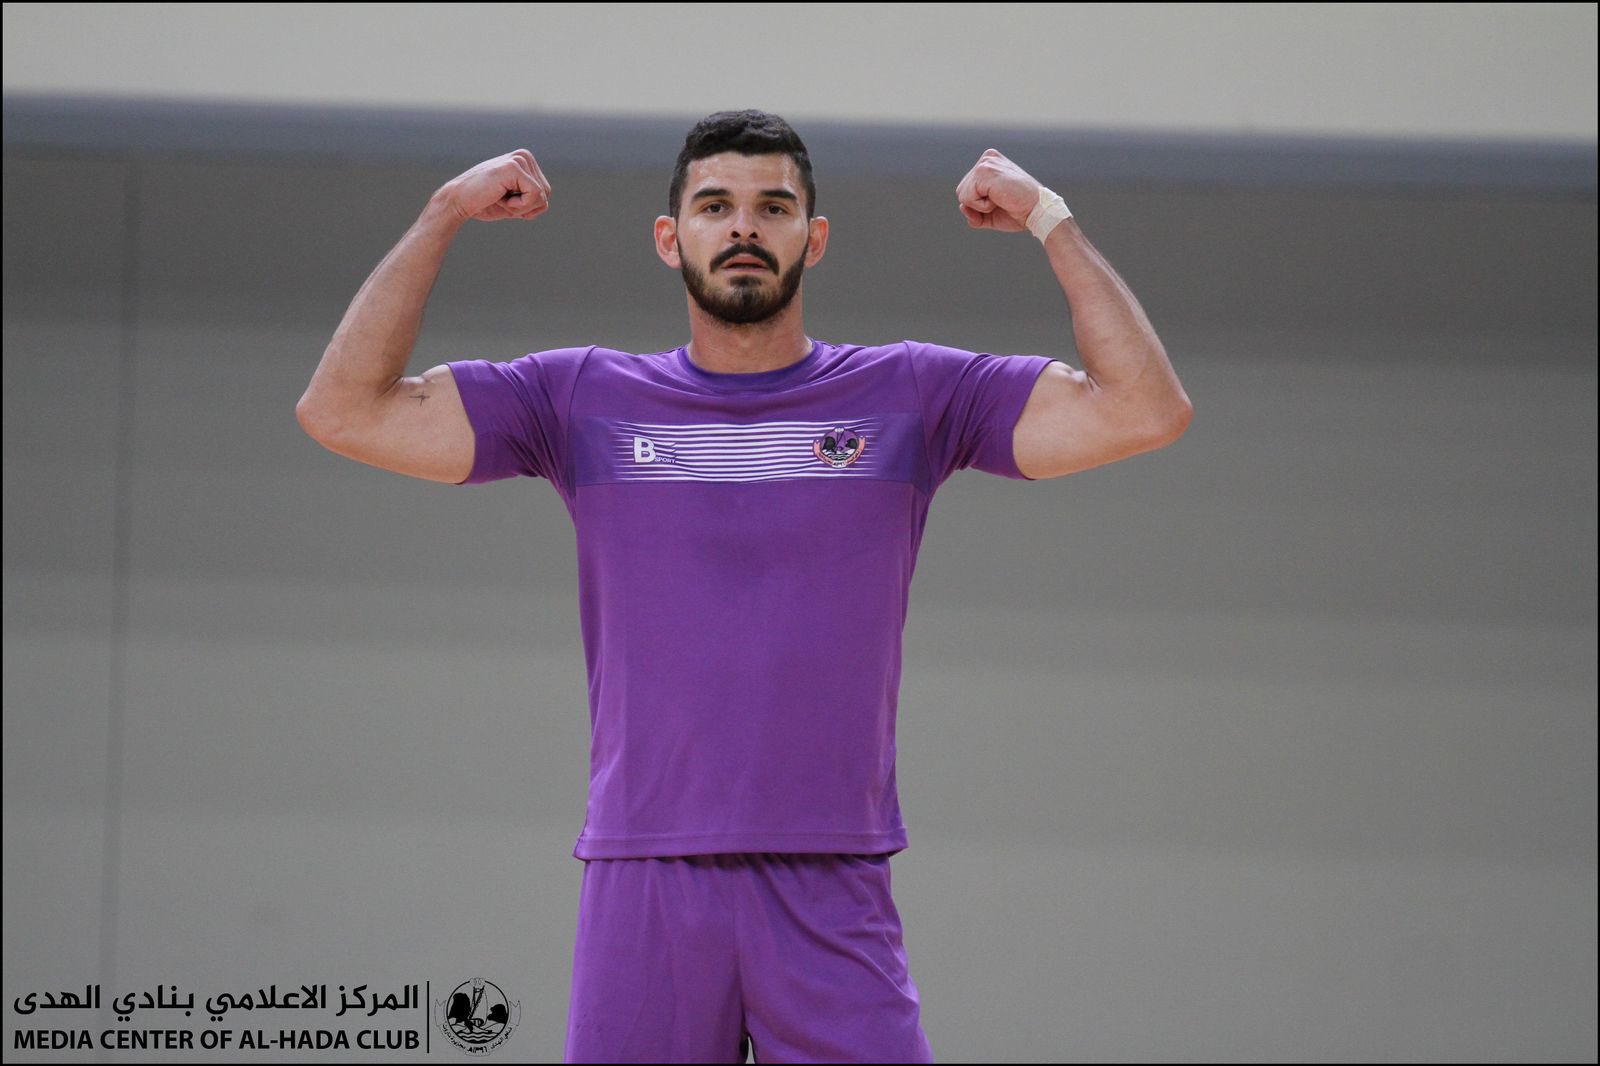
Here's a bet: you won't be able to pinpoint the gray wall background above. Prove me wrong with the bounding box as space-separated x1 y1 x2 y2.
4 5 1597 1064
3 3 1595 142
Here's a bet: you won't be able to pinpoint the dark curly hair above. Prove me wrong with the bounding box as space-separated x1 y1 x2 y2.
668 110 816 222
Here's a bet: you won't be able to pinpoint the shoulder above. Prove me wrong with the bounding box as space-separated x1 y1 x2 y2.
514 344 600 374
449 344 669 392
898 338 1014 366
572 344 692 373
444 347 600 420
449 345 594 381
818 339 931 375
820 339 1022 396
835 339 964 363
897 338 1022 393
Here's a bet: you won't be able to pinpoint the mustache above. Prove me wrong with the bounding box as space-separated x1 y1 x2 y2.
714 246 776 271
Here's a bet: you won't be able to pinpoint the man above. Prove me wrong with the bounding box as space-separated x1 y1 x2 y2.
297 110 1191 1064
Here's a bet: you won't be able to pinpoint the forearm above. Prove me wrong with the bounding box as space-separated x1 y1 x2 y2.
297 194 466 431
1040 219 1191 430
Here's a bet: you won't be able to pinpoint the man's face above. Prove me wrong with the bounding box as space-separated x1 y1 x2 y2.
661 152 821 326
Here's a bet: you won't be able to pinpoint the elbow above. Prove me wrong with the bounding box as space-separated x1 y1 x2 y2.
296 393 338 445
295 394 321 438
1166 397 1194 441
1142 397 1193 451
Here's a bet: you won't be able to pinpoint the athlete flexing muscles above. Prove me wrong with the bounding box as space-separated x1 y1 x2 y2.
297 111 1190 1064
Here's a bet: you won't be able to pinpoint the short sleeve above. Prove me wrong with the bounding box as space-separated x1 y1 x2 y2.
446 346 591 488
906 339 1054 486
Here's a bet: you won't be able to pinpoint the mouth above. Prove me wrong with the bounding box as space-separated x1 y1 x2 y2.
721 256 771 272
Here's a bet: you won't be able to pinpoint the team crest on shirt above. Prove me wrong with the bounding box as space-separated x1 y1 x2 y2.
813 426 868 468
590 416 897 484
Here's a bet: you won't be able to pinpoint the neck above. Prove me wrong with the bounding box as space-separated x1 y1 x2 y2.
683 299 813 374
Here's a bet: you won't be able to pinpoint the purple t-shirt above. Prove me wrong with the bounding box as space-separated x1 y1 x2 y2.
447 339 1053 859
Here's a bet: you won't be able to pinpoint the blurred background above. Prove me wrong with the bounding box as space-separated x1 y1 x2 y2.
3 4 1595 1062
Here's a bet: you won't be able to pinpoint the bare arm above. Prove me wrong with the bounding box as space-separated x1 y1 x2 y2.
1012 218 1192 479
956 149 1192 480
296 150 552 483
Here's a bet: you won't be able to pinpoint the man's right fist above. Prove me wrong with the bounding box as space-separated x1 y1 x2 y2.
438 150 551 223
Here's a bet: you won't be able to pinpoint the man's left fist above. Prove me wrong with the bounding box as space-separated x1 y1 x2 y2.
955 149 1040 233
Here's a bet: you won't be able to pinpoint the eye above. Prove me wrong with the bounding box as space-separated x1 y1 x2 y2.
702 201 787 215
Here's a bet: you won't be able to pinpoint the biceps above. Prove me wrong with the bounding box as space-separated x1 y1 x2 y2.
1011 362 1161 479
321 364 477 484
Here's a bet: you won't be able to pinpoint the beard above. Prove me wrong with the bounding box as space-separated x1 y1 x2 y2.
679 238 806 326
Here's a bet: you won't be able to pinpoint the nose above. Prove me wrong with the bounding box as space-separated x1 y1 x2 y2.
727 204 765 238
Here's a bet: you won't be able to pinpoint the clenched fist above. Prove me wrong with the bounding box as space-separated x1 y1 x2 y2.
955 149 1042 233
437 149 552 224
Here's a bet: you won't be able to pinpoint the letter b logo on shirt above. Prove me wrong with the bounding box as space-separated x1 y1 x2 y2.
633 437 657 464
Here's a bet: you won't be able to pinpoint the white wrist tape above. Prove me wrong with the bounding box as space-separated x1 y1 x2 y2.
1026 185 1073 241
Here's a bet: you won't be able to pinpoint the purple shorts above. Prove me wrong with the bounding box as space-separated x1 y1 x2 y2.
563 852 934 1063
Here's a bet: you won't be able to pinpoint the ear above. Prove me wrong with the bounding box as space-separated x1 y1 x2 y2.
654 215 680 268
805 215 829 267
